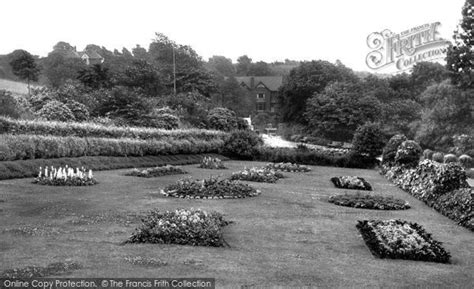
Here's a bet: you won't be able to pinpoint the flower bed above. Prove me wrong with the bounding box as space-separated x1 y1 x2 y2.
328 193 410 210
264 162 311 172
229 167 284 183
198 157 226 169
33 166 97 186
330 176 372 191
161 177 260 199
125 165 186 178
126 208 229 247
356 219 451 263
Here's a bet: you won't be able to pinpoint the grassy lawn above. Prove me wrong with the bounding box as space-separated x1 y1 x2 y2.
0 161 473 288
0 79 41 95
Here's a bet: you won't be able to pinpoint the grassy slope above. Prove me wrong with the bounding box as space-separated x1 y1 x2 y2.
0 161 472 288
0 79 40 95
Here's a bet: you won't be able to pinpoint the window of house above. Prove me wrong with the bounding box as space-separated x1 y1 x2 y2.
257 93 265 99
257 103 266 111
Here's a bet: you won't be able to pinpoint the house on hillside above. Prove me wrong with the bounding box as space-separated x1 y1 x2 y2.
235 76 283 115
65 47 105 65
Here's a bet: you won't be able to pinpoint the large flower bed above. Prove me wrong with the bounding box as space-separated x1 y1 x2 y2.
198 157 226 169
330 176 372 191
126 208 229 247
229 167 284 183
33 166 97 186
161 177 260 199
264 162 311 172
329 193 410 210
126 165 186 178
356 219 451 263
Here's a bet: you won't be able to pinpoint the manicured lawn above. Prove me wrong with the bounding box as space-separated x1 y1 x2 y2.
0 161 473 287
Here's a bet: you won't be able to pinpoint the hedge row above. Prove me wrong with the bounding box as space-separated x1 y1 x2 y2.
0 116 227 141
0 134 225 161
0 154 227 180
381 160 473 230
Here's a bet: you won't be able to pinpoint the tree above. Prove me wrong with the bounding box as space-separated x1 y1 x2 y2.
305 81 382 141
118 59 163 96
77 64 111 89
43 52 87 88
8 50 40 96
236 55 252 76
248 61 274 76
410 62 449 95
215 76 252 116
279 60 358 124
206 56 235 77
446 0 474 89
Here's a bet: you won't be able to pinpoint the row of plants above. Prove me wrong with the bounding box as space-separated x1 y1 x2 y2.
264 162 311 172
199 156 226 169
423 149 473 169
33 165 97 186
230 167 284 183
125 165 187 178
329 193 410 210
0 134 225 161
330 176 372 191
161 176 260 199
0 116 227 141
356 219 451 263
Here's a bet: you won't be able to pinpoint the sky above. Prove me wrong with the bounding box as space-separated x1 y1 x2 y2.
0 0 466 72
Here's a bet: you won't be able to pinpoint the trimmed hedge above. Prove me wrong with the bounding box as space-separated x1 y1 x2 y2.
0 134 225 161
0 116 227 141
0 154 227 180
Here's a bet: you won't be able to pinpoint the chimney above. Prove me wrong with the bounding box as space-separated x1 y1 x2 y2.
250 77 254 88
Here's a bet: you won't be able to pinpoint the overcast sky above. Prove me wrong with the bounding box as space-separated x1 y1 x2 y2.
0 0 466 72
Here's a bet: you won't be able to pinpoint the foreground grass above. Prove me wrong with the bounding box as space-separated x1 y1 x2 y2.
0 161 472 288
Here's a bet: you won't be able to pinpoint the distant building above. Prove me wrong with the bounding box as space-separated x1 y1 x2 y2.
235 76 283 115
65 47 105 65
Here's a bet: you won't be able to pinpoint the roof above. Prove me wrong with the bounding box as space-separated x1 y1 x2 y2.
235 76 283 91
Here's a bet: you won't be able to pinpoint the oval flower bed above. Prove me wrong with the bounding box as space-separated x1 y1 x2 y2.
356 219 451 263
329 193 410 210
330 176 372 190
33 166 97 186
265 162 311 172
126 208 229 247
229 167 284 183
199 157 226 169
125 165 187 178
161 177 260 199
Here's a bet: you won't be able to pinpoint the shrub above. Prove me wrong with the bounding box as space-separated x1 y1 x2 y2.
465 149 474 158
125 165 186 178
151 113 179 129
382 134 407 163
264 162 311 172
206 107 239 131
329 193 410 210
423 149 434 160
432 188 473 230
459 154 473 169
37 100 76 122
161 176 260 199
199 157 226 169
444 154 458 164
65 100 90 122
126 208 229 247
33 166 96 186
395 140 422 166
230 167 284 183
222 130 263 160
352 122 386 159
330 176 372 191
432 152 444 163
356 219 451 263
0 90 21 118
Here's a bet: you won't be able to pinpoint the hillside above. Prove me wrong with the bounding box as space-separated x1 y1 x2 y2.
0 78 40 95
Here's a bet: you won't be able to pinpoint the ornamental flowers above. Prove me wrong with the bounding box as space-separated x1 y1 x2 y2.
126 165 186 178
230 167 284 183
330 176 372 190
264 162 311 172
33 165 97 186
199 157 227 169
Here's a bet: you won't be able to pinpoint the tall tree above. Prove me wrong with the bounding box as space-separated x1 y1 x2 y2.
216 76 252 116
236 55 252 76
446 0 474 89
206 56 235 77
8 49 40 96
248 61 273 76
43 52 87 88
77 64 111 89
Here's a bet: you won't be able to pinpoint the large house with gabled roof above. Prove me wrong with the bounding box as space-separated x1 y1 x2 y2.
235 76 283 115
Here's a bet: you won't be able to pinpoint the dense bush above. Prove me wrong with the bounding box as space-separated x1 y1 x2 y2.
395 140 422 166
206 107 240 131
433 188 473 230
423 149 434 160
330 176 372 191
329 193 410 210
221 130 263 160
125 165 186 178
0 134 225 161
0 116 227 141
162 176 260 199
65 100 90 122
356 219 451 263
443 154 458 164
0 90 21 118
126 208 229 247
230 167 284 183
151 113 179 129
432 152 444 163
382 134 407 163
37 100 76 122
352 122 386 159
459 154 473 169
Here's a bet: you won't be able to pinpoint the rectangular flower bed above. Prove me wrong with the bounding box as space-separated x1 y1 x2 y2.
126 208 229 247
356 219 450 263
33 166 97 186
330 176 372 190
264 162 311 172
125 165 186 178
